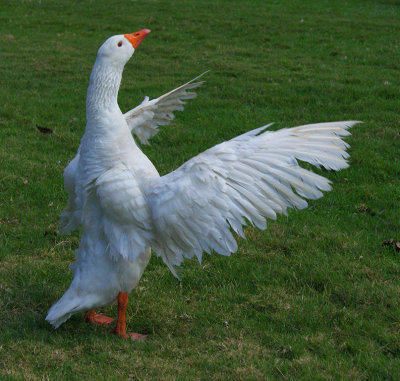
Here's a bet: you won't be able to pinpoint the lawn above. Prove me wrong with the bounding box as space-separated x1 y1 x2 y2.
1 0 399 379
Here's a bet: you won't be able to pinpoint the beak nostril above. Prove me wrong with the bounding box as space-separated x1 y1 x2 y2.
124 30 149 49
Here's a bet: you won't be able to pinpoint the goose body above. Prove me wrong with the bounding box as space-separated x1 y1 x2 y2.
46 29 359 338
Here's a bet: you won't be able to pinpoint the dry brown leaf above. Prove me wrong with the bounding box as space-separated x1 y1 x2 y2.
382 239 400 252
36 125 53 134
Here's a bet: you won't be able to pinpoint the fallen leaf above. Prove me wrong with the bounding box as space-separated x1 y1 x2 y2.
382 239 400 252
36 125 53 134
43 230 57 237
355 203 377 216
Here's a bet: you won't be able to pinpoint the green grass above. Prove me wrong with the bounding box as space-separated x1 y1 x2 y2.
1 0 400 379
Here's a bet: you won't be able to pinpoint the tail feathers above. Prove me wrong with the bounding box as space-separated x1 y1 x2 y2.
46 305 75 329
46 290 88 329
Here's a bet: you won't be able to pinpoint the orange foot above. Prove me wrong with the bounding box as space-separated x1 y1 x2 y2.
84 310 115 326
128 332 147 340
110 326 147 340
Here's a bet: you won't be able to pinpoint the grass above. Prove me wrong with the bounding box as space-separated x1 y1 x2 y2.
1 0 400 379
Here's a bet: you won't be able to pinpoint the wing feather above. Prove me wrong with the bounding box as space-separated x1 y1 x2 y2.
145 121 360 277
124 72 208 144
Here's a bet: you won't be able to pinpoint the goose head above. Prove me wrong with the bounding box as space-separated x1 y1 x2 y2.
96 29 151 68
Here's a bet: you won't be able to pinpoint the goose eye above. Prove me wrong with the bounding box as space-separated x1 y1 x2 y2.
117 41 122 47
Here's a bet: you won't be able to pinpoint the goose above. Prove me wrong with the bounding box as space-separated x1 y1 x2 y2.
46 29 359 339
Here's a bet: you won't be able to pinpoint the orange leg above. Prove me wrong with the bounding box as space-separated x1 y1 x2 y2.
84 309 114 326
111 292 147 340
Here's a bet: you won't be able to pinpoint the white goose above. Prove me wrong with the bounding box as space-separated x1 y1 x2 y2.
46 29 359 339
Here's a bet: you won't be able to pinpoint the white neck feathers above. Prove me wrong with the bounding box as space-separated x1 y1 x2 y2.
86 60 123 121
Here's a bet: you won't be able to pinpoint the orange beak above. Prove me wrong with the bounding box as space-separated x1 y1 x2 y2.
124 29 151 49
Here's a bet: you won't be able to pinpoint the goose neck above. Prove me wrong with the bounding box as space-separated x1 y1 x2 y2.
86 61 123 120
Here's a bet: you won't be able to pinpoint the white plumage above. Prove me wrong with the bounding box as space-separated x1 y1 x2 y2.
46 30 359 338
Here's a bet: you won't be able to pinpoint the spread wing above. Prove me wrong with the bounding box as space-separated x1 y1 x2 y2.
124 71 208 144
145 121 359 278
